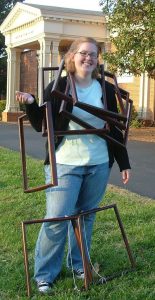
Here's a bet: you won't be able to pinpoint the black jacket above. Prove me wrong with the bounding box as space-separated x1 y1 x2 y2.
26 76 131 171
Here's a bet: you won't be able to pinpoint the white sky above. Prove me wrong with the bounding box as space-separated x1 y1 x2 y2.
24 0 102 11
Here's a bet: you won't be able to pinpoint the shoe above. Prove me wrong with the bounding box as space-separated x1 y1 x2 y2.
37 281 52 294
74 269 85 279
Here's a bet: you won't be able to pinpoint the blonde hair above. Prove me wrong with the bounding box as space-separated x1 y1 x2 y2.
64 37 100 78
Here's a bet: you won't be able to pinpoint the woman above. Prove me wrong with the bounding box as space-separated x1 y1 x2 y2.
16 37 131 294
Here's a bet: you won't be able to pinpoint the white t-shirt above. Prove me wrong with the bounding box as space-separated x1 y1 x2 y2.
56 79 109 165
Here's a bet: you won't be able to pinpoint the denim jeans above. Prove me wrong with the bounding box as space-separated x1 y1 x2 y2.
34 162 110 283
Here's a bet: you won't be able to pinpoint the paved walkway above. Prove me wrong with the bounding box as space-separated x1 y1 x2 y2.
0 122 155 199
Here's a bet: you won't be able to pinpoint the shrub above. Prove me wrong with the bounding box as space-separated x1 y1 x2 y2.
130 105 142 128
0 100 6 120
117 102 142 128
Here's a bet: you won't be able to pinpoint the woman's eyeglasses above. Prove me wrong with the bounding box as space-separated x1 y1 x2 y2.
76 51 98 59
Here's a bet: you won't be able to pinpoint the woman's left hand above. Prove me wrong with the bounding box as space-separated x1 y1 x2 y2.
121 169 130 185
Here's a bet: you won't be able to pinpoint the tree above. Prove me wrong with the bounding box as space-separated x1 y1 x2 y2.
99 0 155 78
0 0 24 98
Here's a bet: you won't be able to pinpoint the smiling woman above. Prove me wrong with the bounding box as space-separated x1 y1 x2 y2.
65 38 99 84
16 36 131 294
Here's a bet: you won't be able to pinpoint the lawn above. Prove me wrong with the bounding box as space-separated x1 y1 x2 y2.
0 146 155 300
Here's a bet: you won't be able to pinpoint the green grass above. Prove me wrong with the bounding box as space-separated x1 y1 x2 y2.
0 146 155 300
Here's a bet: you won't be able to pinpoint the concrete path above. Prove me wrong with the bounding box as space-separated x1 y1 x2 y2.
0 122 155 199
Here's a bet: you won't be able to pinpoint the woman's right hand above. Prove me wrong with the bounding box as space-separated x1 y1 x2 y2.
16 91 34 105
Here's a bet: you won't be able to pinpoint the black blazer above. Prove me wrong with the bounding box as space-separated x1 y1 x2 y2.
25 76 131 171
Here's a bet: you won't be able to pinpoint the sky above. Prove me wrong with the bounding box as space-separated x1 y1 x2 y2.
24 0 102 11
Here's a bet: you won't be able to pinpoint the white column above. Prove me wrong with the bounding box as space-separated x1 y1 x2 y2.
99 42 105 65
5 47 21 112
16 49 21 93
138 73 145 118
138 73 152 120
103 41 111 71
38 38 52 103
143 74 152 119
51 39 60 80
51 40 60 67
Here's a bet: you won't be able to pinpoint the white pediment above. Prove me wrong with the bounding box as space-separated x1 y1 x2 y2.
0 2 41 33
0 2 105 34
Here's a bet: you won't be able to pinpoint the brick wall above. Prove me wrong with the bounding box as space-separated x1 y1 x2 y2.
118 77 141 110
20 50 38 97
119 77 155 120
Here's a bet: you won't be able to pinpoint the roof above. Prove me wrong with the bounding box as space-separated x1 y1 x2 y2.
0 2 105 33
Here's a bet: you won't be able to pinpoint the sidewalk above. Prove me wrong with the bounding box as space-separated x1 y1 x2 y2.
1 120 155 143
129 127 155 143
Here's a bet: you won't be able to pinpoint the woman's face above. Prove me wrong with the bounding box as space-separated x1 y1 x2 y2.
72 42 98 77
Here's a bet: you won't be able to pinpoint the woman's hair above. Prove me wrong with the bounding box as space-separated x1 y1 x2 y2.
64 37 101 78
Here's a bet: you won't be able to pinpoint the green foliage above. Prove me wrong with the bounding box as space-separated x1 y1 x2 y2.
0 0 24 24
0 1 24 98
100 0 155 79
0 1 24 54
117 102 142 128
0 56 7 97
0 100 6 119
0 147 155 299
0 31 5 57
130 104 142 128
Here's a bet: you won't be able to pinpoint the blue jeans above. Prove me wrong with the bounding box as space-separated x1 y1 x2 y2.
34 162 110 283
